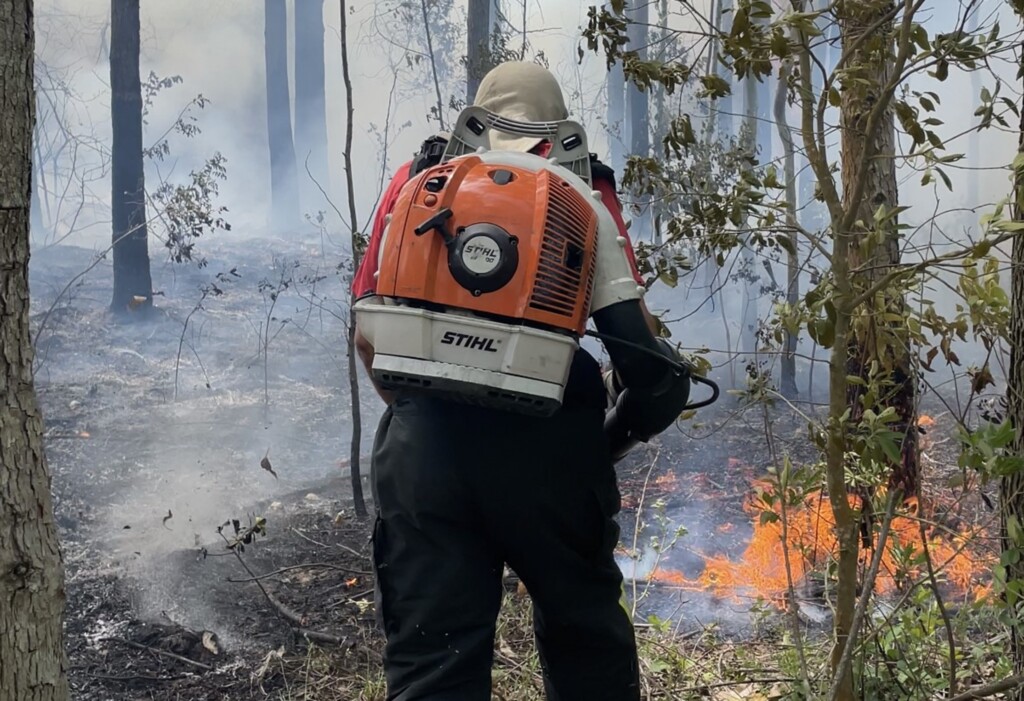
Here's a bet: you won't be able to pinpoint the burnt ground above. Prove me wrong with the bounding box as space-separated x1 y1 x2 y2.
29 237 1001 699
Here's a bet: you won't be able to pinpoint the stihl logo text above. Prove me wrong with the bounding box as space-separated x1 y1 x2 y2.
463 243 498 264
440 331 500 352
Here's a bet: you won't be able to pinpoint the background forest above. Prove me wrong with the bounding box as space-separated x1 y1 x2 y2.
6 0 1024 699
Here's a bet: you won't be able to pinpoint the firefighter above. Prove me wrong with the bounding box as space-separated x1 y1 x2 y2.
351 61 654 701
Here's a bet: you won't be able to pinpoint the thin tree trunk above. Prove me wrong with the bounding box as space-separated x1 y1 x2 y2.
264 0 299 233
420 0 446 132
704 0 730 318
0 1 70 699
652 0 670 244
466 0 493 105
1002 37 1024 701
740 74 758 360
110 0 152 314
606 1 626 175
967 6 980 208
774 60 799 399
626 0 651 241
30 118 45 240
716 0 734 139
294 0 329 210
340 0 366 520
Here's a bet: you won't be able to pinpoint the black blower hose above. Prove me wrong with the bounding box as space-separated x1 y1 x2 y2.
584 329 721 411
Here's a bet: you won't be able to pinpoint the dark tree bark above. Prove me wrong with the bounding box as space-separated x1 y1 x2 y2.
839 0 917 498
110 0 153 314
340 0 366 519
264 0 299 233
833 2 917 696
0 1 70 699
294 0 329 209
466 0 493 104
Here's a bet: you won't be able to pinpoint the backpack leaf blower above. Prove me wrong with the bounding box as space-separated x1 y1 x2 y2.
353 106 719 461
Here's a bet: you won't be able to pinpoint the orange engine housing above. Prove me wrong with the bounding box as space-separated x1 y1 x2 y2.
375 154 598 337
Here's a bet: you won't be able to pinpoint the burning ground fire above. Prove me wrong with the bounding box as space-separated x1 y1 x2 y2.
625 472 995 609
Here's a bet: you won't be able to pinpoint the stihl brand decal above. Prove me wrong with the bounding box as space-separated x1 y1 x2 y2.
463 242 498 264
440 331 500 353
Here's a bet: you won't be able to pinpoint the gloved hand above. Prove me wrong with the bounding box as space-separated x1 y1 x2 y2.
602 341 692 463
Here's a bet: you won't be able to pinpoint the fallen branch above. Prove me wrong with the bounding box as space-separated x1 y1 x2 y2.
680 678 798 694
222 536 352 647
262 587 352 647
947 675 1024 701
225 562 370 583
99 637 214 672
291 527 368 561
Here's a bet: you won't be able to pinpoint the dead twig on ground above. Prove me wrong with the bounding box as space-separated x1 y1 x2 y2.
99 637 214 672
947 674 1024 701
219 530 352 647
225 562 370 583
291 527 368 560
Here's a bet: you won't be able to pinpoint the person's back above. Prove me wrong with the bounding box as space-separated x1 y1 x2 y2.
352 61 644 701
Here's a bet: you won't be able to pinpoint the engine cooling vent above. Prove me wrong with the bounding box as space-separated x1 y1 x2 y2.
529 177 595 317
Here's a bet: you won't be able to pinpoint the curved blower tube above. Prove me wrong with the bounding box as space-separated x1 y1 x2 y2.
592 299 693 463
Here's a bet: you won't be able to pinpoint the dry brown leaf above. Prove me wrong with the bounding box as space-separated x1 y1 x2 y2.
201 631 220 656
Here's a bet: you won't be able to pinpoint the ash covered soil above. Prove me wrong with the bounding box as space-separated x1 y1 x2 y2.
34 237 390 700
30 238 999 699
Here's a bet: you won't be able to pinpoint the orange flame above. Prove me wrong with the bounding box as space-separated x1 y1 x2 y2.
645 483 993 607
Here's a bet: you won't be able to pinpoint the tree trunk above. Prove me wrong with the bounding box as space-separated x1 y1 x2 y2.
606 1 626 176
774 61 799 399
797 0 829 243
651 0 670 244
839 0 917 498
0 2 70 699
626 0 651 241
740 74 758 360
340 0 366 519
110 0 153 314
716 0 734 139
264 0 299 233
293 0 329 211
967 7 980 208
833 1 918 697
466 0 493 105
1002 38 1024 701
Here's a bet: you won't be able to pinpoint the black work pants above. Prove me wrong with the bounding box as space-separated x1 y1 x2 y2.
369 390 640 701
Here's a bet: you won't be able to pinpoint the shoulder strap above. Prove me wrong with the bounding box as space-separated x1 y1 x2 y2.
409 135 450 178
588 153 617 191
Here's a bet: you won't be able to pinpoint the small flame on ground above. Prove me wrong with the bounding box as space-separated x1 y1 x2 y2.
641 483 993 608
